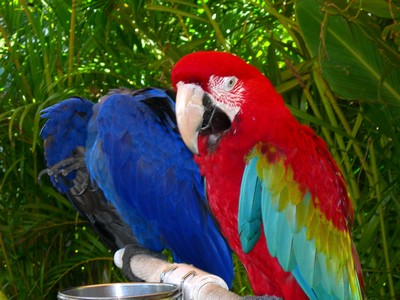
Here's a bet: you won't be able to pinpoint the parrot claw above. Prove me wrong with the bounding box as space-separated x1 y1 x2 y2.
38 146 90 194
39 156 84 179
68 169 92 196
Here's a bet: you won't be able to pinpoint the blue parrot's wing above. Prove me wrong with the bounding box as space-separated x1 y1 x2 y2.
40 98 138 251
239 145 363 299
87 88 233 286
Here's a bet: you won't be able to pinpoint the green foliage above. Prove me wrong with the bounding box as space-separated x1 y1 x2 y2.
0 0 399 298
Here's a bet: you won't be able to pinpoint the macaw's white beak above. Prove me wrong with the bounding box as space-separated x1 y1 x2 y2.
176 82 233 155
175 82 205 154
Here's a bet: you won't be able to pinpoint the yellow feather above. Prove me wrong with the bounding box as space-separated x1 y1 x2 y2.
316 221 329 256
288 180 303 205
278 184 290 211
295 195 309 232
285 164 294 182
306 209 320 240
268 161 285 195
329 230 341 262
256 160 266 179
347 260 360 296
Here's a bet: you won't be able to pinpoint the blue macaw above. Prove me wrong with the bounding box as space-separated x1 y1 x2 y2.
39 87 234 286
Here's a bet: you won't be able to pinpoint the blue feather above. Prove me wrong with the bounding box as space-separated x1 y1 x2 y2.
292 227 317 286
238 156 262 253
86 88 234 286
262 187 279 257
292 266 318 300
275 209 295 271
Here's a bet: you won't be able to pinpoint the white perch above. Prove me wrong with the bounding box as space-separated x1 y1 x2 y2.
114 248 241 300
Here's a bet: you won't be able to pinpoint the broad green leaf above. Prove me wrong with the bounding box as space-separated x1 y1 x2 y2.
296 0 400 105
354 0 400 18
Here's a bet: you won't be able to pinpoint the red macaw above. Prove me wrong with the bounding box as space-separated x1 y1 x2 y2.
171 51 364 299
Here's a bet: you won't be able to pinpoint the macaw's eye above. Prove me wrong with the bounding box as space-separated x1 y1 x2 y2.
224 76 238 91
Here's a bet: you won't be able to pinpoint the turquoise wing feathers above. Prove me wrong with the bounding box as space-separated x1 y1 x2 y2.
238 144 363 299
238 155 262 253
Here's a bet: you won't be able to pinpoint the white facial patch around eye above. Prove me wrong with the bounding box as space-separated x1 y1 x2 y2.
209 75 244 105
208 75 243 121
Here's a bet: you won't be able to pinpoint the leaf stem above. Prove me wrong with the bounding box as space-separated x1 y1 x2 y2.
0 19 33 100
370 139 395 298
200 0 229 50
313 70 361 211
301 82 334 147
0 232 17 295
68 0 77 87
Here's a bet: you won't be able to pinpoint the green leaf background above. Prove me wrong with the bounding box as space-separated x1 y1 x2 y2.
1 0 399 298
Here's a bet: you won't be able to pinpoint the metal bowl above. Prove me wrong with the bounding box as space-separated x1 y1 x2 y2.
57 283 181 300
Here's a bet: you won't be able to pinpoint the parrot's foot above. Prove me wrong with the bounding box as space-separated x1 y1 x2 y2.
38 156 84 182
38 147 90 193
122 244 166 282
68 168 92 196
